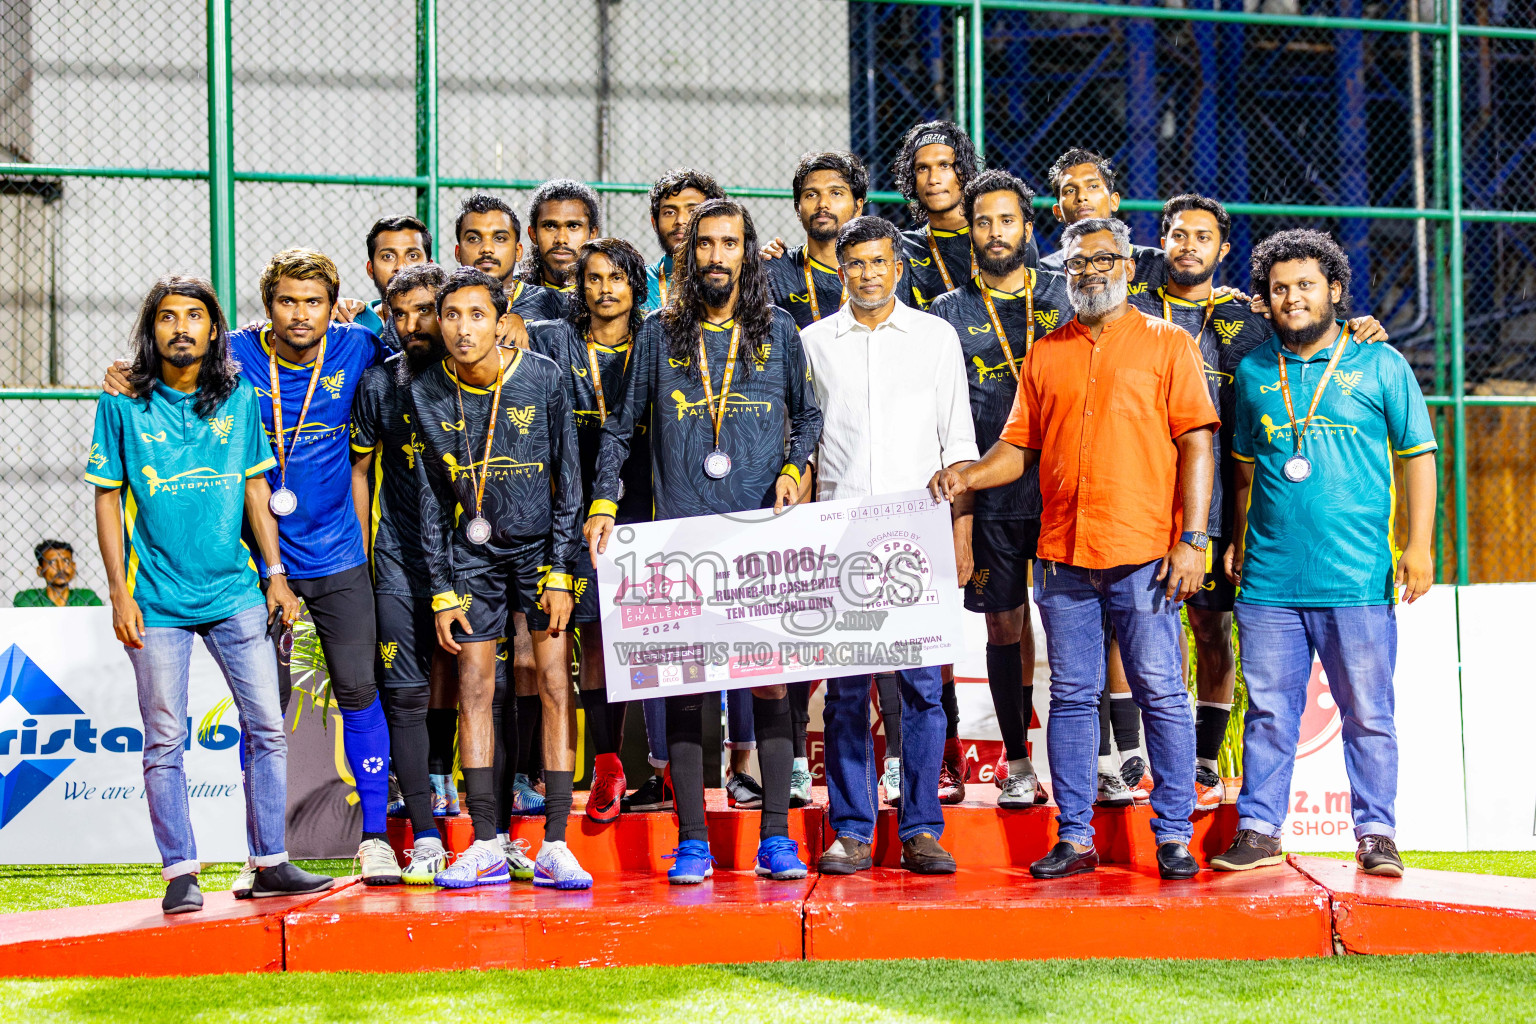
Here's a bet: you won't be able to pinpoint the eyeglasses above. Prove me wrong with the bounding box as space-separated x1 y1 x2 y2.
841 257 894 275
1063 253 1129 275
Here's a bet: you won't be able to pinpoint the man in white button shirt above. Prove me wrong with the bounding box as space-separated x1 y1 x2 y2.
800 215 978 876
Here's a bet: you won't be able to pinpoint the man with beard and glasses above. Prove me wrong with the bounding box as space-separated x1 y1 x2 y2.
353 215 432 355
1211 230 1437 879
526 238 653 825
641 168 726 314
892 120 1038 311
104 249 402 889
586 198 822 886
929 171 1070 811
413 267 589 890
802 215 976 877
513 179 601 323
90 276 332 914
931 217 1218 882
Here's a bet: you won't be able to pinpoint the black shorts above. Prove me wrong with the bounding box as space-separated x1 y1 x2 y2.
569 543 600 625
1185 537 1236 612
374 590 434 688
965 517 1041 613
449 542 563 639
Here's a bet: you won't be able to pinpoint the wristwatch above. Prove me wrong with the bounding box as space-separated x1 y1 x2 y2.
1179 531 1209 552
266 563 289 578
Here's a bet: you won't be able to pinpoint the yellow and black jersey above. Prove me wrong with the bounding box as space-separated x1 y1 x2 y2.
1040 242 1167 296
900 226 1041 310
410 348 582 598
509 279 569 323
590 307 822 522
526 318 653 525
350 357 430 596
928 270 1071 521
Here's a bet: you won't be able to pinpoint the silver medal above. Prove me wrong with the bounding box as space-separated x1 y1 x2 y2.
268 486 298 517
466 516 493 545
1282 453 1312 483
618 480 626 500
703 449 732 480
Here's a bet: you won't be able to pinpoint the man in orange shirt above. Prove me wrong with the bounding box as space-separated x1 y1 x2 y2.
930 217 1218 882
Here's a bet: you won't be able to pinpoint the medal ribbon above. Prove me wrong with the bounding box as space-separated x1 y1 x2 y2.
451 346 520 525
803 256 847 322
1277 326 1351 454
265 326 327 493
1162 289 1218 349
658 266 671 307
926 227 978 292
585 333 632 423
976 269 1036 382
696 324 741 453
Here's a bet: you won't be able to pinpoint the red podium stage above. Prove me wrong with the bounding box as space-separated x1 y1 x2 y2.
4 791 1535 976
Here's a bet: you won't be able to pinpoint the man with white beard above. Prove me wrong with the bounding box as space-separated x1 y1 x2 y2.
928 217 1218 882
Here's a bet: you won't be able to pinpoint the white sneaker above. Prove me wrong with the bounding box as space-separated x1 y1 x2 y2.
1096 770 1134 808
998 772 1040 809
881 757 902 806
357 837 403 886
500 834 536 881
433 839 510 889
533 840 593 890
789 757 813 808
401 839 449 885
232 859 256 899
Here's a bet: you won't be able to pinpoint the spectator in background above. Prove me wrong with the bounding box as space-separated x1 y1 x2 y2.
14 541 102 607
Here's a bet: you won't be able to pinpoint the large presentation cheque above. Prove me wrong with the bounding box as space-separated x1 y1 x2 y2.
595 489 967 700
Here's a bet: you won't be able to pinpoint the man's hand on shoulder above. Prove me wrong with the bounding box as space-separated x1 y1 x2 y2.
103 359 134 397
332 297 365 323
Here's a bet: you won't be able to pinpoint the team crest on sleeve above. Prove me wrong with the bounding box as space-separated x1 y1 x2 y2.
507 405 536 434
1034 309 1060 330
206 415 233 443
1215 319 1242 343
320 369 346 398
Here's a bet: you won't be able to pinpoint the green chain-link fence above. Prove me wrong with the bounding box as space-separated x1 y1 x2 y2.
2 0 1534 601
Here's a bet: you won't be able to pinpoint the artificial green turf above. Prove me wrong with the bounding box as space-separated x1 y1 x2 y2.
1306 849 1536 879
0 955 1532 1023
0 861 352 916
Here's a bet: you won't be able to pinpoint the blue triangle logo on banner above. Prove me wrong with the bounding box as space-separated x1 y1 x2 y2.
0 760 75 828
0 644 84 715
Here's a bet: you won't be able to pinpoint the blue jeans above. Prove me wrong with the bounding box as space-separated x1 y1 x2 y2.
725 689 755 750
642 697 667 768
1233 602 1398 841
823 666 944 843
125 602 289 879
1034 559 1195 847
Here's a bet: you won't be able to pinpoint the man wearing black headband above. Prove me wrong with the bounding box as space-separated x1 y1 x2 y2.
892 120 1038 310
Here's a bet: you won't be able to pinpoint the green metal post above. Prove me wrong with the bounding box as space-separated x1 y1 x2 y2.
1447 10 1469 585
1431 0 1447 579
970 0 984 159
953 10 968 129
416 0 439 244
206 0 236 314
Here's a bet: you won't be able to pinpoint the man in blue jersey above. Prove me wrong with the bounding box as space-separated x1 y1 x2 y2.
352 215 432 355
1212 230 1437 878
105 248 401 887
90 275 333 913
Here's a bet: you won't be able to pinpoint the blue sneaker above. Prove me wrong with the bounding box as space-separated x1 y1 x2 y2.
754 836 808 880
666 839 714 885
430 773 461 817
511 773 546 814
533 840 593 890
433 839 510 889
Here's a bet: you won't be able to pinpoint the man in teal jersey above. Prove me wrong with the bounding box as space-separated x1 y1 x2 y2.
642 168 726 314
88 276 332 914
1212 230 1437 879
352 215 432 353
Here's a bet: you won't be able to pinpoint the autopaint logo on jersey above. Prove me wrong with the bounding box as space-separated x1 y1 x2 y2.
0 645 240 829
440 453 544 482
1296 661 1343 759
141 465 243 497
669 390 771 421
971 354 1021 385
1260 414 1360 445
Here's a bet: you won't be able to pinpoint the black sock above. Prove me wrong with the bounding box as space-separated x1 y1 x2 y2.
1110 693 1142 757
665 694 708 842
382 687 433 835
516 694 542 779
463 766 497 842
1098 691 1113 757
787 682 811 760
581 688 619 756
1196 703 1232 763
492 674 511 830
426 708 457 776
543 769 574 842
941 678 959 740
875 673 902 759
985 642 1028 762
753 694 792 840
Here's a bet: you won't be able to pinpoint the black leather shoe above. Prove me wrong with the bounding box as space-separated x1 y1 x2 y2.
1157 842 1201 880
1029 841 1098 879
161 874 203 915
901 832 957 875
